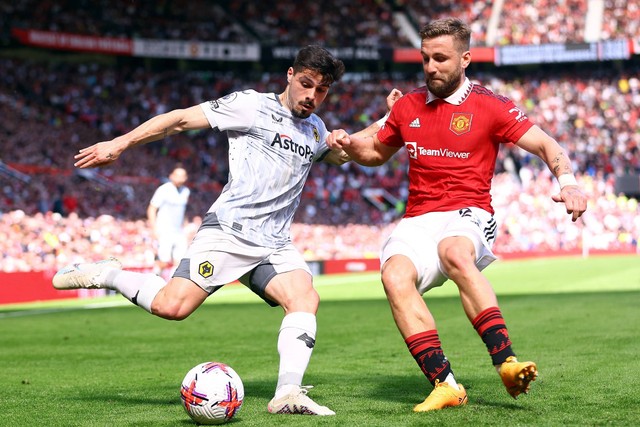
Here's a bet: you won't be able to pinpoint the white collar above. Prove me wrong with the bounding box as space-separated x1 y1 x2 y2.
426 77 473 105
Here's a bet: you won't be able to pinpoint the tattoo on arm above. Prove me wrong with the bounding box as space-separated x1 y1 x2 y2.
551 151 572 176
163 128 169 139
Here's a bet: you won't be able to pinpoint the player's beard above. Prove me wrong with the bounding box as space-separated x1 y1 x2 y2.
426 67 463 99
291 102 315 119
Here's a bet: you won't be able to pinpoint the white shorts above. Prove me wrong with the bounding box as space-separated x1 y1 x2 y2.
157 231 188 264
381 208 497 294
173 227 311 306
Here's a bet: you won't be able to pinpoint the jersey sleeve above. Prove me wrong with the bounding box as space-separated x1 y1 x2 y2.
376 102 405 148
492 99 534 144
199 90 258 132
314 119 332 162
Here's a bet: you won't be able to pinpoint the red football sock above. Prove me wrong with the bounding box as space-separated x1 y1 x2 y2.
472 307 516 365
405 330 452 386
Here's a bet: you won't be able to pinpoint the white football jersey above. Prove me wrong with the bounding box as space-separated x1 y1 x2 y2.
199 90 331 248
149 182 190 234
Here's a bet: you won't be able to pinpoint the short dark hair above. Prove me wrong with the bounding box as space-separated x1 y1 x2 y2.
292 45 345 85
419 18 471 53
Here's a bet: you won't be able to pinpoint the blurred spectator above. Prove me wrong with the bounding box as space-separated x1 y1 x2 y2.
495 0 587 45
1 26 640 272
1 171 638 272
6 0 253 43
4 0 639 51
403 0 491 46
602 0 640 40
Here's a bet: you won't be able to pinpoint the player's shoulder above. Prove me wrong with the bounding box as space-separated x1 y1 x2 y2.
209 89 261 111
224 89 264 103
404 86 429 101
469 82 512 105
393 86 428 109
307 113 328 135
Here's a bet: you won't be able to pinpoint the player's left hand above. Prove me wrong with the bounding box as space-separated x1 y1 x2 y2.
386 88 403 111
552 185 588 222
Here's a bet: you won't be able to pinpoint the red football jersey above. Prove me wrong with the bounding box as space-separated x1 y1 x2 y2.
378 79 533 216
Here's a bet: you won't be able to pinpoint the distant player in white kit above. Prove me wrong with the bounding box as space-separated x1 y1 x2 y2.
147 165 190 279
53 45 380 416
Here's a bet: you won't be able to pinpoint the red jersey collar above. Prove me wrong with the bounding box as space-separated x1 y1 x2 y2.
426 77 472 105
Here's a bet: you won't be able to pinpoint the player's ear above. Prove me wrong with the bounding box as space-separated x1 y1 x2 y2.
287 67 294 84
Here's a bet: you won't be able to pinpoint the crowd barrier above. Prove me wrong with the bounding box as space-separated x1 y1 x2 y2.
0 270 78 304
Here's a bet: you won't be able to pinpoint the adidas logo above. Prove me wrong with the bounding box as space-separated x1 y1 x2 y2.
409 117 421 128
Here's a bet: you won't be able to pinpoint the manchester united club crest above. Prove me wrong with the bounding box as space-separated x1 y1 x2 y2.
449 113 472 135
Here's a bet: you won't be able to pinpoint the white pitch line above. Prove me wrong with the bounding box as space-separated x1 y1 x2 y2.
0 300 129 319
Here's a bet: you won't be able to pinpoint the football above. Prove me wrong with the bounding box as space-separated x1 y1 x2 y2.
180 362 244 425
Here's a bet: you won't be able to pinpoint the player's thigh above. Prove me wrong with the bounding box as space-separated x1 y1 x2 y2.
382 216 447 295
242 244 316 313
438 207 497 273
263 269 317 314
153 276 209 317
175 227 269 293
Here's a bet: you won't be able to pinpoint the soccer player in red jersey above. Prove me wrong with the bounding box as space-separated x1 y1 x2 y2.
328 18 588 411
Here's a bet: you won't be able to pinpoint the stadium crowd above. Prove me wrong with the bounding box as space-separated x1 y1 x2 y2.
4 0 640 47
2 0 640 272
1 55 639 271
2 170 638 273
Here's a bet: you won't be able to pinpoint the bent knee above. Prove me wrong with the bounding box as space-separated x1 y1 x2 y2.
151 301 192 321
280 288 319 314
440 249 477 281
381 258 417 294
438 238 476 270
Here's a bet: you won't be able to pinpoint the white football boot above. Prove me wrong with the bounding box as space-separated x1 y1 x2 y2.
53 257 122 289
267 385 335 416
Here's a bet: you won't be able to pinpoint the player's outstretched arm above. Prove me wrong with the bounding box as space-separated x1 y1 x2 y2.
515 125 588 222
74 106 209 169
325 88 402 167
327 130 398 167
321 148 351 165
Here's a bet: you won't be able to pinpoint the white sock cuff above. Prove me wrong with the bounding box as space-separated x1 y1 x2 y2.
135 274 166 313
280 312 316 335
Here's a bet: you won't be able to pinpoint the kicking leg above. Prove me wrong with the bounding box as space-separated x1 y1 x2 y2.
53 258 207 320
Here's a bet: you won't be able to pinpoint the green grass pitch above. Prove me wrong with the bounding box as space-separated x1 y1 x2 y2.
1 255 638 426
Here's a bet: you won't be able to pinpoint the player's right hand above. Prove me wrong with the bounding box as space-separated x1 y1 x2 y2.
74 141 121 168
326 129 351 150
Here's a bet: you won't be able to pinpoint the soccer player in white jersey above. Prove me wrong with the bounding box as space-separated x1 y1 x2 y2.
147 165 190 279
52 45 374 416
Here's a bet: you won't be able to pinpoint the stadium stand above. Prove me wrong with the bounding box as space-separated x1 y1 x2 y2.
1 1 639 272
